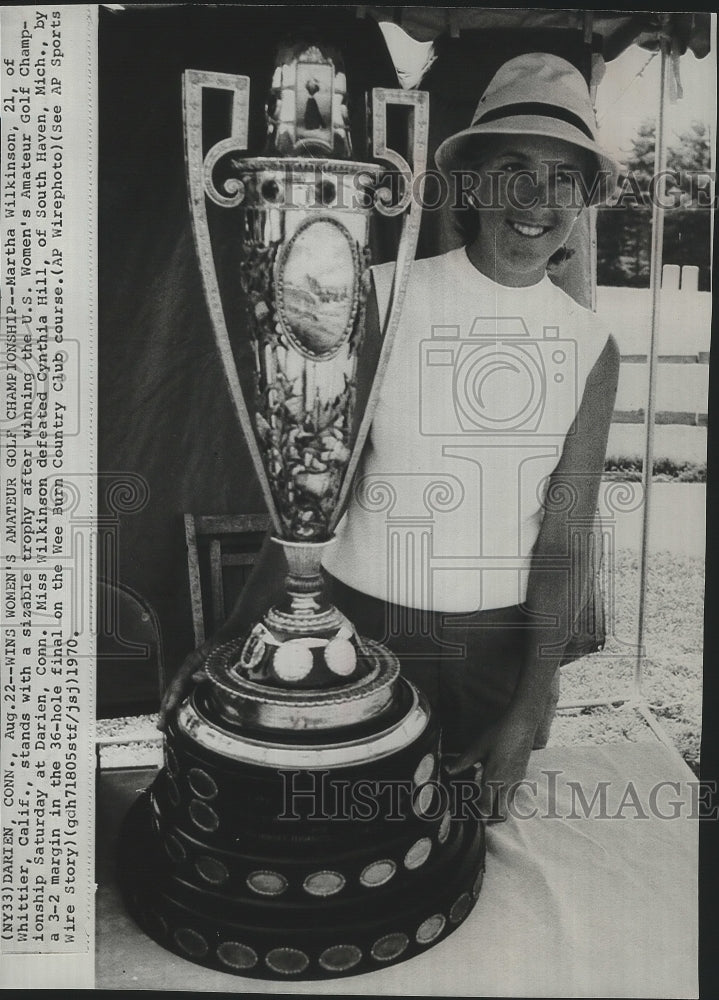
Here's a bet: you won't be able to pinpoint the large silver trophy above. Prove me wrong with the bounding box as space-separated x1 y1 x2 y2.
120 41 485 980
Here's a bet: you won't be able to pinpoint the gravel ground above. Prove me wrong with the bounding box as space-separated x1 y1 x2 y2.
97 548 704 774
554 547 704 773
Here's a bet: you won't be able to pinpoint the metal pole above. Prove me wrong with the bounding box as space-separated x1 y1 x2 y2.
634 28 670 696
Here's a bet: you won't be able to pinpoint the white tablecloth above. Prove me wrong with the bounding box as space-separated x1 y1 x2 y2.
96 741 698 997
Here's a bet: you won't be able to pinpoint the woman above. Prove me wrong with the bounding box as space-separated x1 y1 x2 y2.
160 53 621 821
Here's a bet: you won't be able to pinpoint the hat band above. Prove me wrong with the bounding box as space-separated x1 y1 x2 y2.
474 102 595 141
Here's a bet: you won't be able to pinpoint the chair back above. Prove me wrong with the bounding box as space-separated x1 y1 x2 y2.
184 513 271 646
97 577 165 717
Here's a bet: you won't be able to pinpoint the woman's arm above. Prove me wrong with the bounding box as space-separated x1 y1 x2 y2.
514 332 621 721
447 333 621 816
157 530 287 728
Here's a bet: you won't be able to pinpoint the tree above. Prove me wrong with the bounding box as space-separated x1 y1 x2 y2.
596 120 712 288
668 120 710 173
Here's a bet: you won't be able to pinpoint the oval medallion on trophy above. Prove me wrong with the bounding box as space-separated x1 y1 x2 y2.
275 216 360 361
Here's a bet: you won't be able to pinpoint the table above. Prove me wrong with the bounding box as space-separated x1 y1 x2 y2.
96 741 698 997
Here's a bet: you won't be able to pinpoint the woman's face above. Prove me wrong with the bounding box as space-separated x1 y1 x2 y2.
464 133 594 287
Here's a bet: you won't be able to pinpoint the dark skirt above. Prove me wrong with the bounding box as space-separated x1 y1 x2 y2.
329 575 560 756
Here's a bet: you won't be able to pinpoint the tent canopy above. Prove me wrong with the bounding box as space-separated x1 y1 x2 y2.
363 8 711 60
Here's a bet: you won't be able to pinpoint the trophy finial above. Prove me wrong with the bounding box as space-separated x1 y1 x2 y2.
265 40 352 158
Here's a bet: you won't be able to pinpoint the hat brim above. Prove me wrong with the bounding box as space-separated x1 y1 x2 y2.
435 117 621 206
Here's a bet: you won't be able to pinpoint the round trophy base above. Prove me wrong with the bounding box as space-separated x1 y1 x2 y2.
119 786 485 980
118 673 485 981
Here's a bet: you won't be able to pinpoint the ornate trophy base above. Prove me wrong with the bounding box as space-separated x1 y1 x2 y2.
119 624 485 980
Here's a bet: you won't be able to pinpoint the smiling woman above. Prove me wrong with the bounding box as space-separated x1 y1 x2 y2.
322 53 623 816
459 133 595 287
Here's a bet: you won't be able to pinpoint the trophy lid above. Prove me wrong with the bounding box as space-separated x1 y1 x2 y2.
264 40 353 159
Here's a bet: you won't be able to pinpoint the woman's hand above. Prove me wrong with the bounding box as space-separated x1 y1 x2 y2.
445 704 539 822
157 639 214 731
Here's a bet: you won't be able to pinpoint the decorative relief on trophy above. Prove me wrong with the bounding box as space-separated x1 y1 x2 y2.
243 211 365 541
184 41 423 553
119 38 486 982
274 216 361 357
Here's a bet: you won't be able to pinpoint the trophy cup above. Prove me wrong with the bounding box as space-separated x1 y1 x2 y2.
119 40 485 980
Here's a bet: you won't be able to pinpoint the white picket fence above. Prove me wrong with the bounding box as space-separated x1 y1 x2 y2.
597 266 710 428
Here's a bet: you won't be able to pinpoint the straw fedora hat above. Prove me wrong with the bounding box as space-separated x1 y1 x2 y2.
435 53 621 204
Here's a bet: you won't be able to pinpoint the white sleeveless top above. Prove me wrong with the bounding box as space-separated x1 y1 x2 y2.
323 247 610 612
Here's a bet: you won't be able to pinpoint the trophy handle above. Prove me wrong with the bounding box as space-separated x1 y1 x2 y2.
329 88 429 533
183 69 283 532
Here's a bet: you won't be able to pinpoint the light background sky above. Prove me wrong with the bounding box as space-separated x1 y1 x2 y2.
595 41 716 168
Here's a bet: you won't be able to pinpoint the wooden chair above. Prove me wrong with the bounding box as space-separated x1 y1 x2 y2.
95 577 166 771
97 576 166 717
96 516 270 770
184 513 271 646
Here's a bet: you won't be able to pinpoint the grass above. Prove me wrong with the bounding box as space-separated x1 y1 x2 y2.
604 458 706 482
555 548 704 774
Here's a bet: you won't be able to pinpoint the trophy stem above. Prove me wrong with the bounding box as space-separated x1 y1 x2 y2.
266 536 344 636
